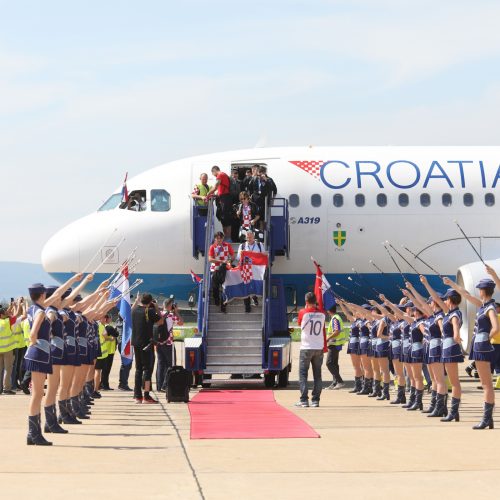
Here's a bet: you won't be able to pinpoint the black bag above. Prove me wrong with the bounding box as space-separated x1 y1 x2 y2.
166 344 190 403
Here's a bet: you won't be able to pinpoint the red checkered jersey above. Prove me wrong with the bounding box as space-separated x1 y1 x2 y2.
298 306 326 350
209 242 234 272
216 172 230 196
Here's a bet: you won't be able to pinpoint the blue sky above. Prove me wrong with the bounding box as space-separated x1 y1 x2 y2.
2 0 500 262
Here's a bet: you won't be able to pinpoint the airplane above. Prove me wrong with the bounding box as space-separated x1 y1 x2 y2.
42 146 500 350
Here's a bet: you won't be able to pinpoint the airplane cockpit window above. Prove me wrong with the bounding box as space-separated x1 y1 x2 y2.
355 194 365 207
398 193 409 207
151 189 171 212
420 193 431 207
463 193 474 207
120 190 147 211
289 194 300 207
485 193 495 207
311 194 321 207
333 194 343 207
98 193 122 211
442 193 452 207
377 193 387 207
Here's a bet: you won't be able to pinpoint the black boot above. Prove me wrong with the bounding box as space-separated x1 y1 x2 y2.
407 389 424 411
71 396 90 420
441 397 460 422
428 393 447 418
402 387 416 409
44 404 68 434
79 393 92 414
58 400 81 425
473 402 495 430
377 382 390 401
27 415 52 446
368 379 381 398
357 378 372 395
349 377 362 393
423 390 437 414
390 385 406 404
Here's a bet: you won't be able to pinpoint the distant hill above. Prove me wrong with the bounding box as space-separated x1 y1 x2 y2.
0 262 53 301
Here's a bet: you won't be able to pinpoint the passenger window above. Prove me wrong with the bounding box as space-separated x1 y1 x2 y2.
463 193 473 207
289 194 300 208
420 193 431 207
355 194 365 207
377 193 387 207
398 193 409 207
333 194 343 207
151 189 171 212
98 193 122 211
311 194 321 207
442 193 452 207
485 193 495 207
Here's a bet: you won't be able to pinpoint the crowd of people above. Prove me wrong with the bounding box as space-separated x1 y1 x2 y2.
332 265 500 430
193 164 276 314
192 164 277 242
0 273 185 445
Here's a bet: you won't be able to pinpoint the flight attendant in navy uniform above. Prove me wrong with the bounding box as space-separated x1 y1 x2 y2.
24 284 52 445
439 285 464 423
445 277 498 429
369 301 391 401
419 276 449 417
43 286 69 434
356 305 374 395
337 300 363 393
367 309 382 398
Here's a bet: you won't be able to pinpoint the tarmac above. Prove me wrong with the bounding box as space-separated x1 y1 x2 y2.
1 344 498 500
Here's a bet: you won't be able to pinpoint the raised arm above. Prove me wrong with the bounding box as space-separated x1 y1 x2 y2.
405 281 433 316
420 275 448 312
45 273 83 307
485 265 500 290
442 276 482 308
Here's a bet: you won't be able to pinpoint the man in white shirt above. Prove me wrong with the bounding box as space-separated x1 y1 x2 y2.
295 292 326 408
237 231 265 313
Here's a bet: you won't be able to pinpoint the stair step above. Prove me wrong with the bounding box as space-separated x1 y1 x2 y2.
204 365 263 374
207 354 262 364
207 338 262 347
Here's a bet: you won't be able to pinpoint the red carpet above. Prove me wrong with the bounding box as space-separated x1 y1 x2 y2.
188 390 320 439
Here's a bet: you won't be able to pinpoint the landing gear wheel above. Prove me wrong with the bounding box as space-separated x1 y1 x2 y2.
278 366 290 388
264 373 275 388
201 374 212 389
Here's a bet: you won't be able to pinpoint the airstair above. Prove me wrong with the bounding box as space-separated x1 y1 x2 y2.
186 197 291 386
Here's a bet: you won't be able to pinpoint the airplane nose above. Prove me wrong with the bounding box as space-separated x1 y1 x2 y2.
41 222 80 274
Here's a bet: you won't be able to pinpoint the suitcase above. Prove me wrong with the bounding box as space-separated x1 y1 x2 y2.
166 343 190 403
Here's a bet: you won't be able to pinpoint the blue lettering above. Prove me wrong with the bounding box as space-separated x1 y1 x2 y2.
492 165 500 188
320 161 351 189
447 160 472 188
423 161 453 188
386 161 420 189
479 161 486 188
355 161 383 189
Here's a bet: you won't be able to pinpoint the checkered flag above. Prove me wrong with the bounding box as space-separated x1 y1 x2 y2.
289 160 324 179
240 256 253 284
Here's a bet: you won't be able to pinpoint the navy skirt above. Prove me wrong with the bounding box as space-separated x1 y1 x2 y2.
409 342 424 363
346 337 360 355
390 339 402 361
23 358 53 375
441 337 464 363
427 337 443 364
375 339 390 359
469 333 495 362
359 336 370 355
401 339 412 363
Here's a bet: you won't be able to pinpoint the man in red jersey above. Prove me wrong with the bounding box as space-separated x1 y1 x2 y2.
205 165 233 241
294 292 326 408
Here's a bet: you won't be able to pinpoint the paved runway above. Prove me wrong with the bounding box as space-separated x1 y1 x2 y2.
1 344 498 500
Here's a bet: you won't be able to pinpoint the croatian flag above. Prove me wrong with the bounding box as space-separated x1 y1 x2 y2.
223 251 268 302
190 269 203 284
121 172 129 203
312 258 336 311
110 265 133 365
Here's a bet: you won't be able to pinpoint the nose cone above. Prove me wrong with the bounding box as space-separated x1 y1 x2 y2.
42 221 80 274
